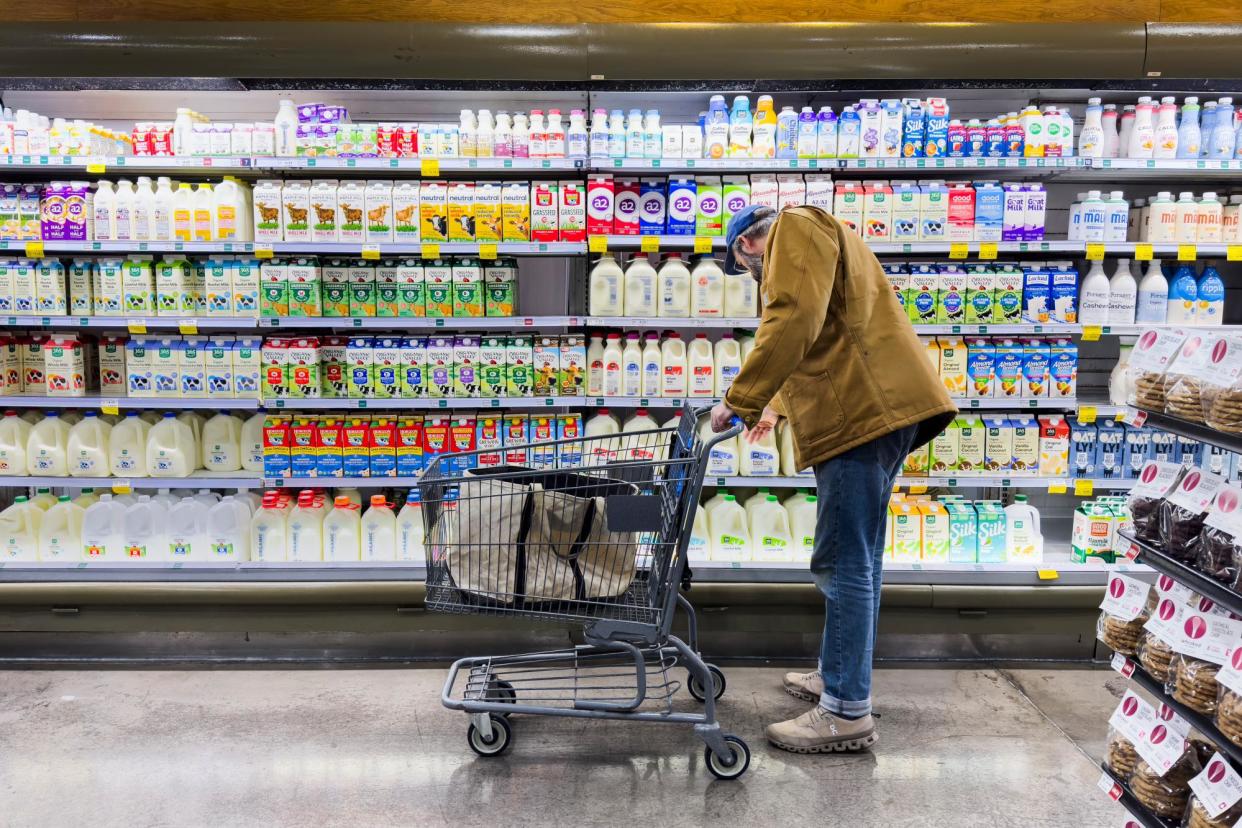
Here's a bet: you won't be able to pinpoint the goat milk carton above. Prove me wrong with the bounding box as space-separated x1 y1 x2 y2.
1002 184 1026 242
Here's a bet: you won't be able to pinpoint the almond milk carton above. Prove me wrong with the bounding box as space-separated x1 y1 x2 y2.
419 181 448 242
309 179 339 243
364 179 394 243
253 179 284 243
392 181 420 243
446 181 476 242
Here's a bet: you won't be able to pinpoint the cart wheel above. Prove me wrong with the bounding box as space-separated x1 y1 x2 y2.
490 679 517 716
705 735 751 781
467 716 512 758
687 665 726 703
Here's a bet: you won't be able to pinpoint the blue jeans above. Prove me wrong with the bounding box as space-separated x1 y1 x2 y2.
811 424 918 719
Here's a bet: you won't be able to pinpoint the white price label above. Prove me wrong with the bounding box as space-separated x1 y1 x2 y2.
1100 572 1153 622
1097 772 1123 801
1155 573 1195 605
1189 754 1242 819
1146 596 1188 642
1168 469 1228 513
1109 690 1158 744
1111 652 1136 678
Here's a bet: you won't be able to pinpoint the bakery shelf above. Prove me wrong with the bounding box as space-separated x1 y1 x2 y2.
0 473 262 490
1128 409 1242 455
1118 531 1242 617
1097 764 1177 828
0 395 259 411
1111 654 1242 767
256 315 578 331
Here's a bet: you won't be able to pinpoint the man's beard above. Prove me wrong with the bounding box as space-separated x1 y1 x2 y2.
737 249 764 282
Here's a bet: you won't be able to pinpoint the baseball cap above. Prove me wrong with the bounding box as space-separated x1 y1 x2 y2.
722 204 769 275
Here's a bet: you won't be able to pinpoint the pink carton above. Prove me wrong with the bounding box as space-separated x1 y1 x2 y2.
558 180 586 243
586 174 614 236
947 182 976 242
612 178 641 236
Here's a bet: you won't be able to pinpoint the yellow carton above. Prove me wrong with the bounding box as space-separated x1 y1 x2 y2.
889 502 921 562
937 336 967 398
918 501 950 561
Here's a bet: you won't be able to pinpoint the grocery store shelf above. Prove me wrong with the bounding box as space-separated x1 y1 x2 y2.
1119 531 1242 616
953 397 1082 410
0 473 262 490
0 315 259 331
0 154 258 175
597 235 724 250
0 155 583 175
866 241 1077 256
583 316 759 329
261 157 584 172
913 323 1080 336
264 395 718 411
267 241 582 256
257 315 577 331
841 156 1084 173
593 157 834 173
267 476 424 489
1117 656 1242 768
0 560 425 582
1128 408 1242 454
1097 765 1173 828
0 395 259 410
0 240 257 254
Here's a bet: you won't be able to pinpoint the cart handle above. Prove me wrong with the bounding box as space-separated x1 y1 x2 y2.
686 404 743 457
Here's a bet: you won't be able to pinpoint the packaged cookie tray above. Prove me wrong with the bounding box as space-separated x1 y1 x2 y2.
1124 659 1242 767
1122 532 1242 621
1100 764 1181 828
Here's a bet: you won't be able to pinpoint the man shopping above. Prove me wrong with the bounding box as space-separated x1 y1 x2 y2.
710 204 955 754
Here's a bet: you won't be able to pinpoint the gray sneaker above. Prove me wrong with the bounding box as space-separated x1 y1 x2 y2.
782 670 824 702
765 706 878 754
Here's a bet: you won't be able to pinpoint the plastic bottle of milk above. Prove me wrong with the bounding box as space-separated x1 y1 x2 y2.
601 333 624 397
241 412 264 472
750 495 793 562
641 333 662 398
0 496 39 561
30 487 56 510
1077 98 1105 158
166 497 209 560
1078 261 1110 325
397 490 425 561
273 99 298 157
171 182 194 242
113 179 135 241
0 410 31 475
1198 264 1225 325
67 411 111 477
567 109 589 160
92 180 116 241
589 109 610 159
622 409 663 462
741 426 780 477
1105 191 1129 242
109 411 150 477
688 334 715 397
1153 97 1179 159
797 106 819 159
123 495 166 560
1198 193 1224 243
1167 264 1199 325
81 494 126 560
584 408 621 464
707 494 750 561
1176 98 1202 160
660 332 687 397
589 255 624 316
724 268 757 318
786 493 817 562
146 412 194 478
1100 104 1120 158
361 494 396 561
623 256 657 317
205 495 250 561
1080 191 1106 242
131 176 155 242
213 178 247 242
323 495 362 561
152 176 175 241
587 334 605 396
687 504 711 562
625 109 644 158
38 495 84 561
201 412 242 472
545 109 566 158
1004 494 1043 562
192 183 216 242
1211 97 1237 159
1108 260 1138 325
816 106 839 159
457 109 477 158
152 488 179 509
27 411 70 476
493 111 513 157
621 332 642 398
641 109 661 159
697 417 738 474
250 491 288 562
607 109 625 158
1128 97 1155 159
1136 260 1170 323
691 256 725 318
714 334 742 397
191 488 219 508
657 254 691 317
474 109 495 159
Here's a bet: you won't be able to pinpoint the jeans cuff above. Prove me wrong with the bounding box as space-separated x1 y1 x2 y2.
818 691 872 718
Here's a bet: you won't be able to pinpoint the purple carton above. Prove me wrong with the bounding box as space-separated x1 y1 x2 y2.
639 178 666 235
39 182 66 240
1002 183 1026 242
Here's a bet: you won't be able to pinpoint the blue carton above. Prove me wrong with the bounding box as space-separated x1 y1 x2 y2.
1152 430 1177 464
1051 265 1079 324
665 178 697 235
1021 266 1051 324
901 99 925 158
1176 435 1204 469
1096 421 1125 479
973 182 1004 242
924 97 950 158
1124 426 1152 479
1069 420 1097 478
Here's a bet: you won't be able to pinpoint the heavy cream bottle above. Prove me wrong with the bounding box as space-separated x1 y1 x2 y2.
687 333 715 397
657 254 691 317
601 333 624 397
623 255 657 317
589 254 624 316
67 411 111 477
640 333 662 397
707 494 750 561
713 333 742 396
751 495 793 563
786 493 817 562
691 256 725 318
660 332 687 397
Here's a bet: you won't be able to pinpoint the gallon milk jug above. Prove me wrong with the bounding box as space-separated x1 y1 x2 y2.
37 495 84 561
152 488 179 508
751 495 793 563
30 487 56 510
713 334 742 396
1004 494 1043 563
745 489 773 525
623 256 658 316
740 426 780 476
361 494 397 561
601 333 624 397
0 410 31 475
623 409 663 462
73 489 99 508
786 494 818 563
396 490 425 561
110 412 150 476
335 488 363 509
657 255 691 317
687 334 715 397
67 411 111 477
124 495 167 560
589 254 624 316
146 412 194 477
286 489 324 562
0 496 40 561
201 412 242 472
81 494 126 561
206 495 250 561
687 504 710 563
250 491 288 562
584 408 621 465
779 421 812 476
660 333 687 397
323 495 362 561
176 411 205 469
703 488 730 514
691 257 725 318
724 269 758 318
698 418 738 475
707 494 750 561
166 497 209 560
240 412 265 472
191 489 220 507
27 412 70 476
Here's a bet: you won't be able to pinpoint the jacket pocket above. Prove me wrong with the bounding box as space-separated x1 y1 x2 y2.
787 370 846 444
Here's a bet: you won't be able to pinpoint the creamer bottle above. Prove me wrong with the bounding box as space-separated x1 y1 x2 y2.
146 412 194 477
589 108 609 159
623 255 657 316
707 494 750 561
691 256 725 318
688 333 715 397
1078 261 1110 325
1175 191 1199 242
93 180 116 241
1198 193 1223 243
641 333 662 397
1129 97 1156 158
38 495 84 561
1077 98 1104 158
751 495 793 563
512 112 530 159
171 182 194 242
109 411 149 477
589 254 624 316
730 96 755 158
323 495 361 561
641 109 659 159
27 411 70 476
816 106 838 158
714 334 742 396
396 490 425 561
0 410 31 475
360 494 396 561
786 493 817 562
67 411 111 477
112 179 135 241
657 254 691 317
601 332 624 397
660 332 687 397
606 109 625 158
123 495 166 560
796 106 818 159
1102 104 1120 157
621 332 642 397
587 334 605 396
724 268 757 318
81 494 126 561
1177 97 1202 159
201 412 242 472
250 491 288 562
1154 96 1179 158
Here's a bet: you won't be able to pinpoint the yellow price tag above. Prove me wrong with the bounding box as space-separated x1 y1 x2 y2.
978 242 998 260
1081 325 1102 342
907 485 928 495
478 243 498 260
1229 245 1242 262
1074 479 1095 497
640 236 660 254
1178 244 1197 261
24 241 44 258
1047 482 1068 495
1037 569 1060 581
693 237 714 254
588 236 608 253
420 158 440 177
361 244 381 261
254 246 274 260
420 243 441 260
1135 243 1154 262
178 320 198 335
1078 405 1098 424
100 401 120 416
1086 243 1105 261
949 243 969 260
126 320 148 334
86 162 106 174
111 482 132 495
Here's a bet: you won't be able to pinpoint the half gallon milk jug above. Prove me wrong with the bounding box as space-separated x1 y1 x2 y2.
123 495 166 560
687 334 715 397
589 254 623 315
81 494 126 560
323 495 362 561
206 495 250 561
751 495 793 563
691 256 725 317
37 495 84 561
660 333 687 397
641 333 662 397
361 494 396 561
27 411 70 476
166 497 209 560
740 426 780 476
0 410 31 475
147 412 194 477
707 494 750 561
697 418 738 475
724 269 758 318
601 332 624 397
0 496 40 561
657 254 691 317
110 412 150 477
201 412 242 471
241 412 264 472
286 489 323 562
396 490 425 561
687 504 710 562
587 335 605 396
623 255 657 316
250 491 288 562
713 334 742 396
67 411 111 477
786 493 817 563
1004 494 1043 563
621 332 642 397
335 488 363 509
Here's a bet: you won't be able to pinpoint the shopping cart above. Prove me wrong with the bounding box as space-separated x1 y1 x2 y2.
419 406 750 780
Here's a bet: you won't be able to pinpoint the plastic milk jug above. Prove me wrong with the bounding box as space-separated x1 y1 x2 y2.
286 489 323 562
660 333 687 397
708 494 750 561
1004 494 1043 562
623 409 664 462
589 254 623 316
740 426 780 476
587 335 605 396
779 421 808 476
0 496 39 561
241 412 265 472
691 256 725 317
123 495 166 560
177 412 205 468
206 495 250 561
641 334 662 398
724 269 758 317
698 418 738 475
67 411 111 477
109 411 150 477
687 334 715 397
786 494 817 562
81 494 126 560
73 490 100 509
657 255 691 317
146 412 194 477
621 332 642 397
623 256 657 316
601 333 624 397
584 409 621 464
323 495 362 561
250 491 288 562
361 494 396 561
0 410 31 475
201 412 242 472
27 411 70 476
751 495 793 563
713 334 742 396
688 504 711 562
30 487 56 510
38 495 84 561
166 497 209 560
396 490 425 562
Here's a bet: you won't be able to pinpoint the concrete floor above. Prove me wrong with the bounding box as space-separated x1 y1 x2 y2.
0 666 1130 828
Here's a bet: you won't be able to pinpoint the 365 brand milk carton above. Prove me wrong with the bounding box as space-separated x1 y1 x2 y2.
832 182 864 235
947 182 976 241
665 178 696 236
613 178 641 236
1038 414 1070 476
233 337 262 398
892 183 920 240
1010 414 1040 473
446 181 476 243
638 178 666 235
957 415 986 472
587 174 615 236
696 176 724 236
919 501 950 561
888 502 921 562
501 181 530 242
918 182 948 241
863 182 892 240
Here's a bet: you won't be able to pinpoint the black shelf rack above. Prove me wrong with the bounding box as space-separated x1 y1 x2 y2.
1098 764 1178 828
1120 532 1242 618
1134 409 1242 455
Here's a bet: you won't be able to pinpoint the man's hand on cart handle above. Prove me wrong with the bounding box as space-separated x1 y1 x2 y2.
743 406 781 444
710 401 736 433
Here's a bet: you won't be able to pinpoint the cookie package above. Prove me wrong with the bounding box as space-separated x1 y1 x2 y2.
1200 335 1242 435
1127 327 1190 413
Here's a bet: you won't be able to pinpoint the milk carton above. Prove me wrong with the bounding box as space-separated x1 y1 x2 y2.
336 180 366 244
399 336 426 398
233 259 260 317
260 259 289 317
395 258 425 317
1009 415 1039 474
965 337 995 398
446 181 475 242
479 336 507 397
308 179 339 242
263 417 292 478
473 181 503 242
924 98 951 157
451 259 483 318
253 179 283 243
367 336 398 399
425 336 454 397
506 335 533 397
151 337 182 398
98 335 126 396
907 265 938 325
587 174 615 236
419 181 449 242
178 335 207 397
696 176 724 236
446 417 476 473
918 181 948 242
965 265 996 324
1049 337 1078 399
935 265 966 324
929 417 959 472
613 178 641 236
532 336 560 397
1050 265 1078 323
503 413 530 465
750 174 778 210
233 337 261 398
888 502 921 562
832 181 864 235
1069 419 1098 478
395 419 423 477
1038 415 1070 476
863 182 892 240
501 181 530 242
638 179 666 235
891 183 920 240
342 420 370 478
665 178 696 235
993 339 1024 399
1022 265 1051 323
983 416 1013 472
559 334 586 396
530 416 558 469
1021 338 1050 398
475 416 503 469
345 336 373 398
945 501 977 562
1002 184 1025 242
374 261 399 318
287 257 323 318
319 258 349 317
44 336 85 397
316 418 345 478
947 182 975 241
452 335 481 397
124 337 154 397
974 181 1003 242
204 336 234 398
558 413 584 468
203 257 233 317
919 501 950 561
121 257 156 313
975 502 1007 563
392 181 420 243
364 179 394 243
885 264 910 314
284 337 320 399
993 263 1023 324
423 260 452 318
776 174 806 211
1024 184 1047 240
1125 427 1153 478
957 415 986 472
289 420 318 478
558 180 586 243
804 174 833 213
530 182 559 242
903 442 930 476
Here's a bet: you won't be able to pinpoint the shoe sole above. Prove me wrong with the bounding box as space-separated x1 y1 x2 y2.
767 731 879 754
782 682 819 703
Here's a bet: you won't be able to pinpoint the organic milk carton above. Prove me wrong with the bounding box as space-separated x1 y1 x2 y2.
281 180 311 242
98 335 126 396
918 501 950 561
316 335 347 398
805 174 833 213
423 259 452 318
233 337 261 398
503 413 531 465
262 416 292 478
975 501 1007 563
929 416 959 472
204 336 234 398
664 178 695 235
1021 338 1050 398
1050 265 1078 323
832 181 864 235
559 334 586 396
364 179 394 243
345 336 374 398
530 182 559 242
44 336 85 396
1008 415 1039 475
252 179 283 242
863 182 892 240
957 415 986 473
506 335 533 397
395 258 425 317
885 264 910 314
446 181 475 242
946 182 976 242
993 263 1023 324
177 335 207 397
309 179 339 242
776 174 806 211
151 337 181 398
70 260 96 316
395 419 424 477
419 180 448 242
587 174 615 236
892 183 920 240
419 417 450 472
559 180 586 242
154 256 190 314
34 260 67 315
983 416 1014 472
121 257 155 313
283 337 320 399
342 420 371 478
532 336 560 397
919 182 949 242
336 180 366 244
316 418 345 478
289 420 317 478
1049 337 1078 399
425 336 454 397
965 265 996 324
479 336 507 398
965 337 996 398
475 416 503 469
935 265 966 324
888 502 921 562
124 337 154 397
637 178 666 235
392 181 420 243
452 335 481 397
945 501 977 562
374 260 400 318
484 258 516 317
1038 415 1070 476
260 259 289 317
399 336 426 398
749 174 778 210
203 257 233 316
287 257 323 318
451 258 483 318
372 336 401 399
973 181 1004 242
233 259 260 317
907 265 937 325
903 441 931 476
501 181 530 242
